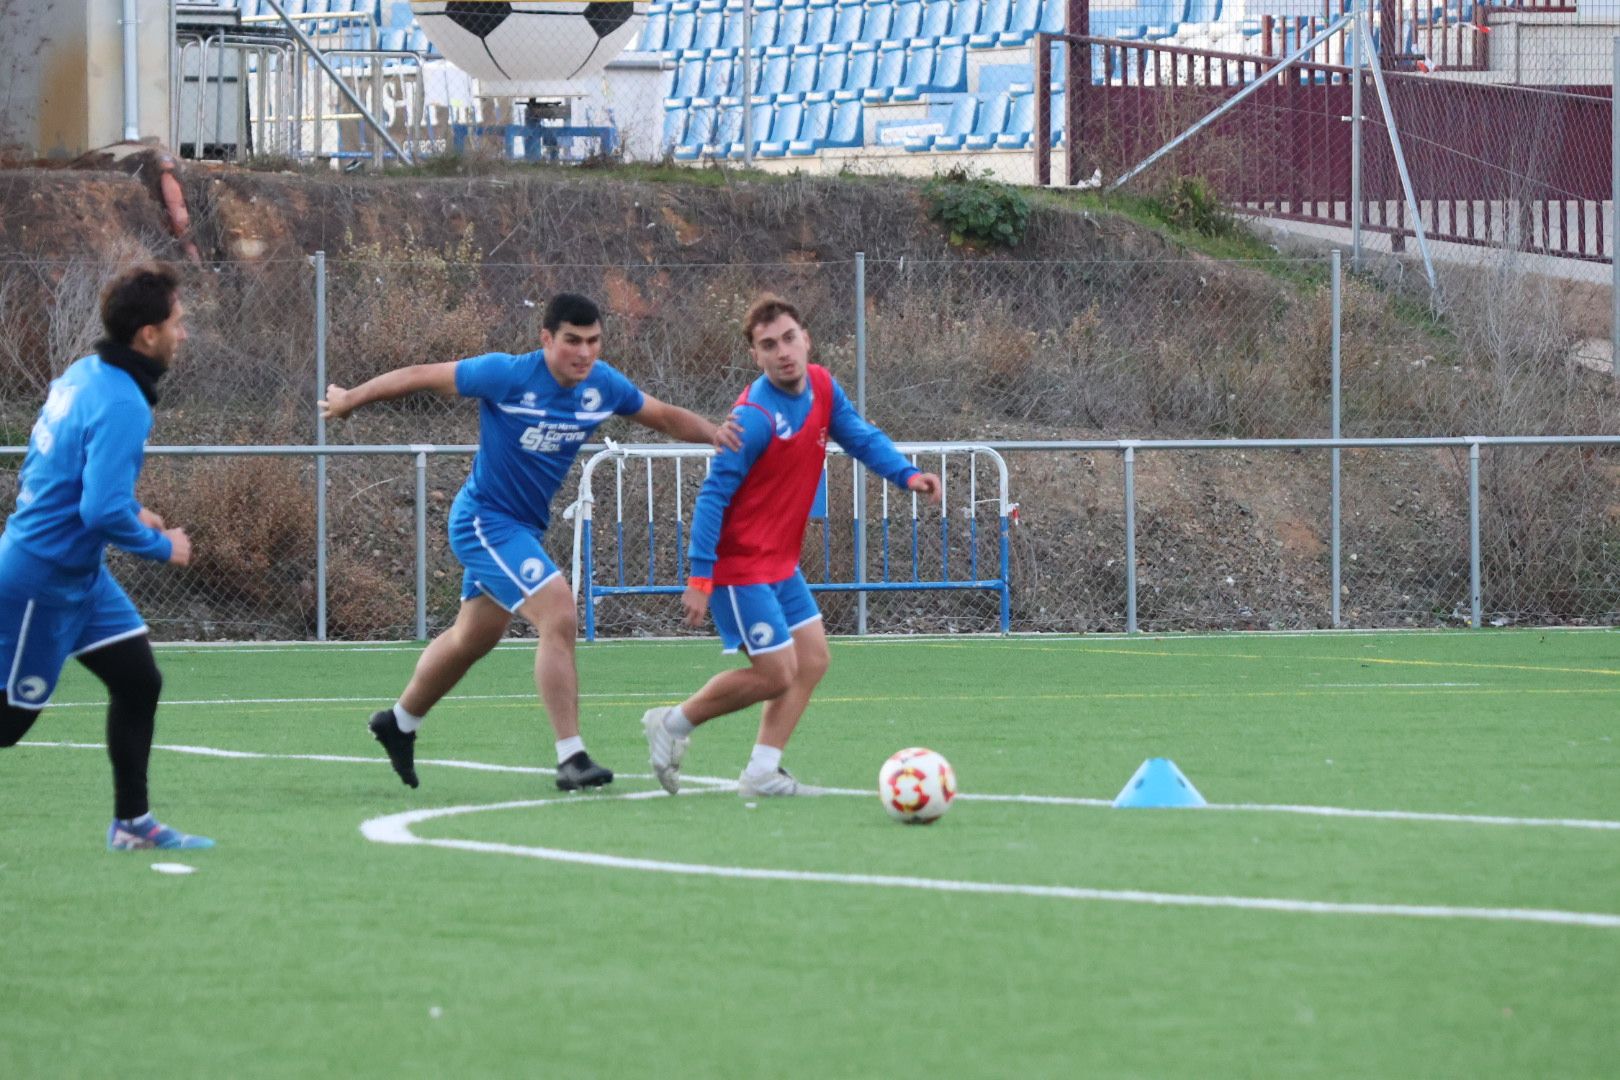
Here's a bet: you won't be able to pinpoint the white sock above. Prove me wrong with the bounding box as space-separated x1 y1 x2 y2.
392 702 423 734
120 812 154 827
556 735 586 764
747 744 782 774
664 706 695 737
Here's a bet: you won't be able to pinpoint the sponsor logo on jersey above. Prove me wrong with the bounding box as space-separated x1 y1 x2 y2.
519 424 588 454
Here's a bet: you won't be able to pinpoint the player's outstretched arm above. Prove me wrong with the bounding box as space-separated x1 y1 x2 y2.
320 361 459 420
631 395 744 451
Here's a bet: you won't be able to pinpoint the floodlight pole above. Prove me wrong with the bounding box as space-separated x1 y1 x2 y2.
1357 10 1437 293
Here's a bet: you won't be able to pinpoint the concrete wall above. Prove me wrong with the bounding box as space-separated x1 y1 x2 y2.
0 0 172 160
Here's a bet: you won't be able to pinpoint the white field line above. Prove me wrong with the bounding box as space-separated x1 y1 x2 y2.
44 691 667 708
20 741 1620 831
359 793 1620 930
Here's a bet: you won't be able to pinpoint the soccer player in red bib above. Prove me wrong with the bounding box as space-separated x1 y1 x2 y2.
642 295 940 796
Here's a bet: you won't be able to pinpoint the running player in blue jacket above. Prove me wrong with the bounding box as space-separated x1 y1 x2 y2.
0 264 211 851
321 293 740 792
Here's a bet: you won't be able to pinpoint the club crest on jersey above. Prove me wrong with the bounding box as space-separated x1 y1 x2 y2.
580 387 603 413
521 391 537 408
14 676 47 702
520 558 546 584
42 383 77 423
748 622 775 648
773 412 794 439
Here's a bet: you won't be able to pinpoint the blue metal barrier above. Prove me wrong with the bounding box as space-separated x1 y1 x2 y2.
571 442 1014 640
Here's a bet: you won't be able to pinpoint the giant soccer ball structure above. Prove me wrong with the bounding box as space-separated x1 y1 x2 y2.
410 1 648 85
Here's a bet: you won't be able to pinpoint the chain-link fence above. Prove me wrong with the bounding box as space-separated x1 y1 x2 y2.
3 250 1619 638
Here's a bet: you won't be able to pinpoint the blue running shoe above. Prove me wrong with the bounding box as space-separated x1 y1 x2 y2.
106 814 215 851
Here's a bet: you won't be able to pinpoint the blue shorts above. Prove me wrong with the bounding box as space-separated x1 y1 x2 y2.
0 568 146 709
710 571 821 655
448 494 561 613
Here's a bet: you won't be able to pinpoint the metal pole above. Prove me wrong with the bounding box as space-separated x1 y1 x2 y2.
314 251 328 642
1469 441 1482 628
1331 249 1343 628
1350 11 1364 271
1359 11 1438 294
1123 445 1137 634
123 0 141 141
1611 38 1618 383
742 0 754 165
854 252 869 635
260 0 412 164
1112 12 1354 191
372 58 386 168
415 450 428 640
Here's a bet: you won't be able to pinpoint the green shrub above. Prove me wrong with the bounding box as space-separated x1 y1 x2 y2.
923 170 1031 249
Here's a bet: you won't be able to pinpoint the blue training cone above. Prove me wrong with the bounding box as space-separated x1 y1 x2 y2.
1112 758 1207 808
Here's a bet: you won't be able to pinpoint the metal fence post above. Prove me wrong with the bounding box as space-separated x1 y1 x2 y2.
1611 37 1618 383
1331 249 1343 628
1350 11 1363 271
415 449 428 641
742 0 754 166
1469 441 1482 629
855 253 868 635
1123 445 1137 634
313 251 328 642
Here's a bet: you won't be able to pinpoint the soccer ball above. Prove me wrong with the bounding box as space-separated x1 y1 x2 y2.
878 747 956 824
411 1 649 85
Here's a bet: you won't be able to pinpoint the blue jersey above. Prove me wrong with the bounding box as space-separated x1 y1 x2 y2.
687 373 917 579
0 355 171 601
454 351 645 530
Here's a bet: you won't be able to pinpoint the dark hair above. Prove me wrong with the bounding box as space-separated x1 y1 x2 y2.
543 293 602 333
100 264 181 346
742 293 803 345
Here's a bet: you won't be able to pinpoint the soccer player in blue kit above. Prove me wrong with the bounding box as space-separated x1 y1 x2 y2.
320 293 740 791
0 264 212 850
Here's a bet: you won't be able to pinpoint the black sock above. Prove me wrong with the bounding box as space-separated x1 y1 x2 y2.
77 635 162 821
0 696 42 748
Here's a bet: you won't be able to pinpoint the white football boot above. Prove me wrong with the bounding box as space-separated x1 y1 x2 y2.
737 766 824 797
641 706 689 794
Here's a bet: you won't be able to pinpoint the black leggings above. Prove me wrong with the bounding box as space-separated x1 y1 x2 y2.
0 634 163 820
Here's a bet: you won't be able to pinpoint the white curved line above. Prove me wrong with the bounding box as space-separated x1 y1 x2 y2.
359 795 1620 930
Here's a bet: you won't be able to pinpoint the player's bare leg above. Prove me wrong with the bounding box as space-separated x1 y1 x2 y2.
369 595 510 789
679 647 797 724
755 619 830 750
517 575 612 790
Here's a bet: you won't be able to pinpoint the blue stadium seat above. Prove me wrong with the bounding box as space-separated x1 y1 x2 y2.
814 45 850 92
927 95 978 150
748 4 780 47
998 0 1040 43
702 53 736 98
962 91 1009 150
665 3 699 52
889 1 923 41
707 99 745 154
787 45 820 94
995 84 1035 148
789 93 835 154
671 52 707 101
920 0 953 38
691 1 726 51
863 41 907 101
661 103 689 153
757 46 792 96
804 0 838 45
824 93 865 147
719 2 749 51
673 98 717 159
758 100 806 155
971 0 1011 44
889 42 936 101
831 0 865 44
842 40 878 89
1037 0 1064 33
948 0 982 37
727 101 774 155
861 3 894 43
924 37 967 91
381 1 414 29
774 2 806 46
639 3 672 51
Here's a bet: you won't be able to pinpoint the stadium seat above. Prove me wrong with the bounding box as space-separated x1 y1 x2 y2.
774 2 806 46
927 94 978 150
702 53 736 98
831 0 865 45
788 92 834 153
671 52 707 100
691 1 726 51
948 0 983 37
661 103 689 153
787 45 820 94
639 4 672 51
381 1 414 29
814 45 850 92
726 101 774 155
673 98 717 158
971 0 1011 45
757 46 791 96
860 3 894 43
824 93 865 147
1037 0 1064 34
995 83 1035 148
804 0 838 45
890 42 936 101
842 40 878 90
998 0 1040 43
378 27 408 51
962 90 1010 149
757 100 806 155
863 41 907 101
706 99 745 153
665 3 699 52
924 37 967 91
719 1 749 51
889 1 924 41
920 0 953 39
